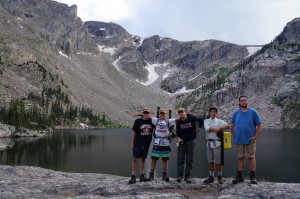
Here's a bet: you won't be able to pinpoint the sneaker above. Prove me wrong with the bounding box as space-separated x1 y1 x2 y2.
176 176 182 182
148 171 154 181
128 175 136 184
204 176 214 184
184 177 192 183
217 176 223 184
250 171 257 184
232 171 244 184
140 174 150 182
162 172 169 182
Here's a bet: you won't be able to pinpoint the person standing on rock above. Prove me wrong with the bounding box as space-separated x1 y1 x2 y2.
176 107 203 183
203 106 230 184
129 108 155 184
231 96 262 184
147 108 176 182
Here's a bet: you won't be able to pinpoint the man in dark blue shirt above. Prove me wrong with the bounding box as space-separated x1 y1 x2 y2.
176 107 203 183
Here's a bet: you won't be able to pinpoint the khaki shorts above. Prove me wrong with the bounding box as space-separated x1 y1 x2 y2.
235 142 256 158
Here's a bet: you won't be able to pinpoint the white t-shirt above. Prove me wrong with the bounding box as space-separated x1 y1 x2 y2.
204 117 228 140
152 117 176 146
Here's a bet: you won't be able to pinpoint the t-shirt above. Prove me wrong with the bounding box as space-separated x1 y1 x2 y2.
132 118 155 146
204 117 228 140
231 108 262 144
152 117 176 146
176 114 203 141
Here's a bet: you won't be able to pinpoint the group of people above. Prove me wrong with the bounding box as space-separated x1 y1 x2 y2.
129 95 262 185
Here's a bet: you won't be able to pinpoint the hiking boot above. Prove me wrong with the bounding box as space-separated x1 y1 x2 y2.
204 176 214 184
148 171 154 181
140 174 150 182
176 176 182 182
250 171 257 184
162 171 169 182
232 171 244 184
217 176 223 184
128 175 136 184
184 177 192 183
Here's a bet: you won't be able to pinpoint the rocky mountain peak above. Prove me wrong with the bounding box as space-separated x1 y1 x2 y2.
84 21 132 47
280 17 300 42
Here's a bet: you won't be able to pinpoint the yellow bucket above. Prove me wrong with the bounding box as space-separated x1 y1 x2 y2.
223 132 232 148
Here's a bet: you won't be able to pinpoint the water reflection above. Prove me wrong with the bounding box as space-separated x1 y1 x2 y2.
0 128 299 183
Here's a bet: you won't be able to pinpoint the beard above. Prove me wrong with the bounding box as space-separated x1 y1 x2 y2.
239 104 247 108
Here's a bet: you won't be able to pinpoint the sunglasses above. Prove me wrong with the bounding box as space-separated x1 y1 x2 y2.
160 112 166 115
143 111 150 114
178 110 184 114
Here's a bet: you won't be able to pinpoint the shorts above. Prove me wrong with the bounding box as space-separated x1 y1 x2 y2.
206 144 221 164
235 142 256 158
151 145 171 160
133 144 150 159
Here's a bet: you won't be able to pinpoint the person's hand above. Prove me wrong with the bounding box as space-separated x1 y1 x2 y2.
196 128 201 133
250 136 257 143
178 138 184 144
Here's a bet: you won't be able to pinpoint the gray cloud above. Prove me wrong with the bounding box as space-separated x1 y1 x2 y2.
54 0 300 45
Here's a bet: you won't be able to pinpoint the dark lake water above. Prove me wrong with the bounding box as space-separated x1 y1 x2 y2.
0 128 299 183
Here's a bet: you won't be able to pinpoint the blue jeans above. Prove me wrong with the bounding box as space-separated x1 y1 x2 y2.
177 140 195 178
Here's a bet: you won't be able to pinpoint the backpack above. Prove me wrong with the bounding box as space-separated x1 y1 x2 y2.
153 118 176 141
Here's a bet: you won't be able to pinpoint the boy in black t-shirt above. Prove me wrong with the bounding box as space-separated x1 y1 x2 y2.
129 108 155 184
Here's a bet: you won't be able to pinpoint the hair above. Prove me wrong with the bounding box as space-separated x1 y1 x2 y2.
209 106 218 113
239 95 248 101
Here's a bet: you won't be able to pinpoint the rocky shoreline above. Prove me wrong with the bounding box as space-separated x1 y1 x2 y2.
0 123 51 150
0 165 299 198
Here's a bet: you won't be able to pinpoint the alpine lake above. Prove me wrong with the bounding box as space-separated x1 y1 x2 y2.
0 128 299 183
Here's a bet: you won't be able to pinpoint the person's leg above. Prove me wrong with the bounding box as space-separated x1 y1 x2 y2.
149 146 159 180
185 140 195 183
204 143 215 183
249 157 256 170
214 146 223 184
129 145 140 184
232 145 245 184
177 144 185 182
237 157 245 171
247 142 257 184
140 158 145 174
216 163 223 184
139 144 151 182
162 159 169 181
131 157 137 176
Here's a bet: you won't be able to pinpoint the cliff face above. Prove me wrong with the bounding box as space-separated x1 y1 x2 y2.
0 0 98 57
0 0 299 128
179 18 300 129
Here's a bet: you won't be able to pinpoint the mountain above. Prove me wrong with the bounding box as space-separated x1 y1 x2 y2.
0 0 299 128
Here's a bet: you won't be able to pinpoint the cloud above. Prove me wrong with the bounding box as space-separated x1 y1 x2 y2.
54 0 300 45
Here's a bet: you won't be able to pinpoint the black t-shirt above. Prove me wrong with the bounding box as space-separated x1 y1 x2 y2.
132 118 155 146
176 114 203 141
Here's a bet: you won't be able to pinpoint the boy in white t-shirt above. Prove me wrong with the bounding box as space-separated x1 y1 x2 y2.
203 106 230 184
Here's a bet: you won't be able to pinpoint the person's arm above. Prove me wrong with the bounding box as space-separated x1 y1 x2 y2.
176 122 183 143
220 120 231 131
231 123 235 137
251 123 262 142
196 116 203 133
131 130 136 149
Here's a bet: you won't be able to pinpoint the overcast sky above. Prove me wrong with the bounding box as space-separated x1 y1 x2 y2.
54 0 300 45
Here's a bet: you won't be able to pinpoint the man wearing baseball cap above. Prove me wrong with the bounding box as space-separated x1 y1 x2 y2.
129 108 155 184
176 107 203 183
204 106 230 184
